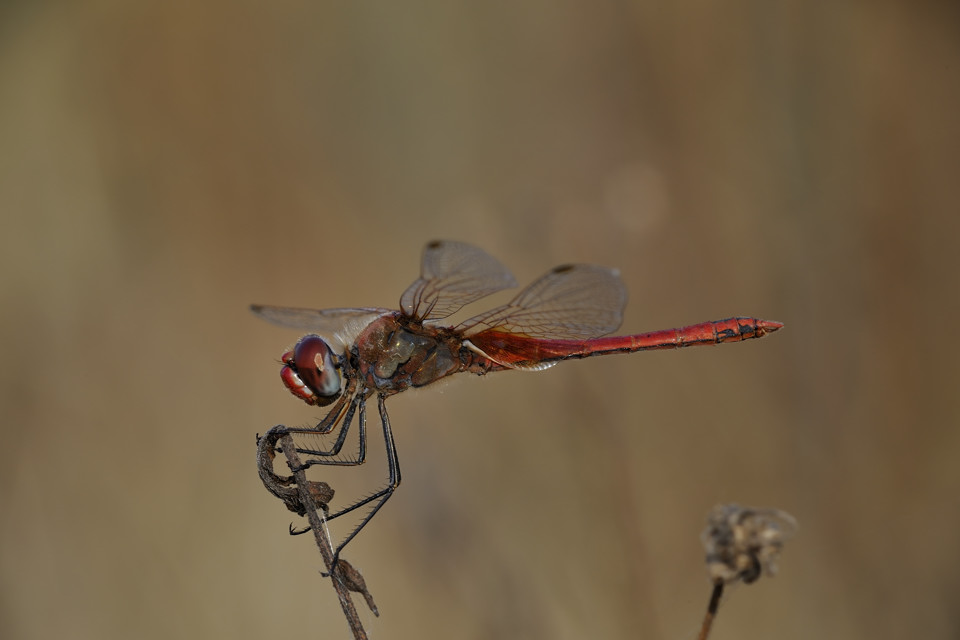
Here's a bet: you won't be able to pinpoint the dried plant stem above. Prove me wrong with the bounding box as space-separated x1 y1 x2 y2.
276 433 369 640
697 580 724 640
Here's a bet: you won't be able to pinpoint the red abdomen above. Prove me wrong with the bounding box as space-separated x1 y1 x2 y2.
468 317 782 368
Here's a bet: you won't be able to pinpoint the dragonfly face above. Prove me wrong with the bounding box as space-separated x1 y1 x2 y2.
280 334 342 406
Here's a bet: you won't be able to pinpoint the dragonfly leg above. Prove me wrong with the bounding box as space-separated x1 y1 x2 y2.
257 387 369 526
257 389 353 481
290 522 314 536
322 394 401 572
288 392 369 469
289 380 354 435
271 378 368 466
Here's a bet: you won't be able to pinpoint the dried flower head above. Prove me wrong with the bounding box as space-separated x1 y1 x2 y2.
701 504 797 585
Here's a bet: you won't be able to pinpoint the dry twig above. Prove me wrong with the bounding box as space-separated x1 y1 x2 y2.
256 428 376 640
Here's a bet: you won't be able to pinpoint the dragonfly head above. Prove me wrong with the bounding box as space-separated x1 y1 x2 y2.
279 335 342 406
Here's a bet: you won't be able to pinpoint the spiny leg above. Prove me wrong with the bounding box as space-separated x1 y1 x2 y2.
258 382 370 534
285 394 369 535
324 394 401 572
296 377 356 434
288 391 369 467
257 380 351 458
267 392 400 562
259 380 356 477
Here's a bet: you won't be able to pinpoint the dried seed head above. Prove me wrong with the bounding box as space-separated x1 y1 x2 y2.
701 504 797 585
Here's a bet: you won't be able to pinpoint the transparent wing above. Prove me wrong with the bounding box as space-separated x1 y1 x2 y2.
250 305 390 331
399 240 518 321
460 264 627 340
250 304 390 347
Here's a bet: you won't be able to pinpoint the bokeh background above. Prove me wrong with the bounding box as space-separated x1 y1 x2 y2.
2 2 958 639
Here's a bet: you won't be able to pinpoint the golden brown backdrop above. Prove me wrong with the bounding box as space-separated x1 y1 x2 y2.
2 2 958 639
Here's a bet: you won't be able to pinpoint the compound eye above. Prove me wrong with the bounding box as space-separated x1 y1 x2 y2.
292 335 341 403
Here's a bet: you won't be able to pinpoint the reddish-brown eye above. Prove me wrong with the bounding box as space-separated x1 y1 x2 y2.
282 335 341 406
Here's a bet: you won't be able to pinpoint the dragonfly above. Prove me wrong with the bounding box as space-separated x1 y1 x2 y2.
252 240 782 569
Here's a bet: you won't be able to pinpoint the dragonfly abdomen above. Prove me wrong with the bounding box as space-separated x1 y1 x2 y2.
468 317 782 368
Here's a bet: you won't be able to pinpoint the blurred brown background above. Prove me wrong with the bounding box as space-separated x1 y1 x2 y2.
2 2 958 639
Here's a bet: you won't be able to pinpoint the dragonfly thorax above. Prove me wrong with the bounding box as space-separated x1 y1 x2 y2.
355 315 462 391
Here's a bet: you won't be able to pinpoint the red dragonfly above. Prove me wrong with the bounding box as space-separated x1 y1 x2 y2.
252 240 782 566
